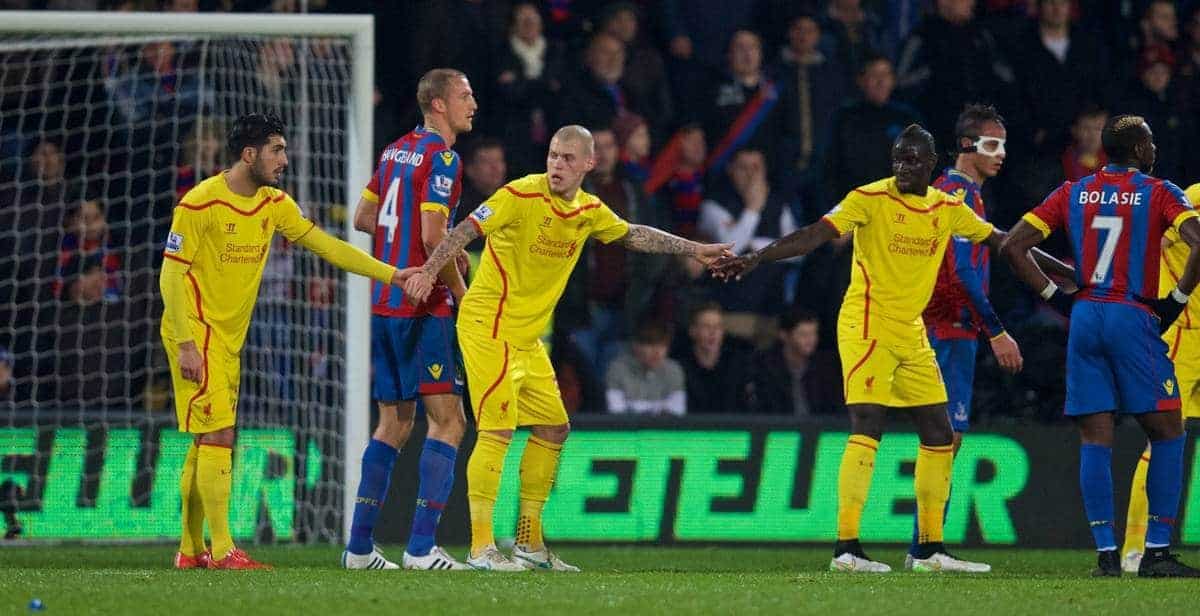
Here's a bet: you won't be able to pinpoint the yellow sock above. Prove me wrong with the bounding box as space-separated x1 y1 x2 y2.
1122 447 1151 555
196 443 234 560
516 435 563 551
915 443 954 544
467 431 510 557
178 441 207 556
837 434 879 541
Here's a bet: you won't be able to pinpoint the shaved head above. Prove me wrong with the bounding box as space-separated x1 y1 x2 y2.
551 125 595 158
895 123 936 156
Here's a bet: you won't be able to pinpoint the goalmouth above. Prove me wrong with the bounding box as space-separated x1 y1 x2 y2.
0 11 374 544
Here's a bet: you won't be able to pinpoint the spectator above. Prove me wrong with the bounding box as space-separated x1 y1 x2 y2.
1120 45 1194 181
894 0 1016 149
176 120 224 199
1011 0 1108 153
605 320 686 416
1061 105 1108 181
597 2 674 143
56 199 122 303
749 308 842 416
703 30 783 178
613 112 651 187
456 137 508 253
820 0 885 72
1139 0 1179 56
773 12 849 196
492 1 566 176
673 301 753 414
60 253 106 307
103 39 203 127
699 148 797 255
557 33 627 133
661 0 759 73
559 126 668 377
651 123 707 239
824 54 920 200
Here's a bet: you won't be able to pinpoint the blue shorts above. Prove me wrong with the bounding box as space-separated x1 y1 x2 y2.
930 334 977 432
1065 301 1180 416
371 314 463 402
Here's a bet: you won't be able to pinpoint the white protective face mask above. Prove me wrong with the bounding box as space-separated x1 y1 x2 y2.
970 136 1006 158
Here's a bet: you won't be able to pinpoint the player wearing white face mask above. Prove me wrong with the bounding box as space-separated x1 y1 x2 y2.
909 104 1020 572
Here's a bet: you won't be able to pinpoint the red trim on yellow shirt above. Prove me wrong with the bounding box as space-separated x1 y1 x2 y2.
486 241 509 339
852 189 953 214
178 195 273 216
476 342 510 424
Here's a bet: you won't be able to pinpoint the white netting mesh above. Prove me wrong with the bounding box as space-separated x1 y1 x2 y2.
0 29 360 543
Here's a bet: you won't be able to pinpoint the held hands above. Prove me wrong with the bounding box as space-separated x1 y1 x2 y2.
710 251 761 281
396 267 435 304
989 332 1024 374
692 242 735 267
178 340 204 384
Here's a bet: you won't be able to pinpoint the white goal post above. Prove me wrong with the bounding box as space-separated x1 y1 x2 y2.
0 11 373 544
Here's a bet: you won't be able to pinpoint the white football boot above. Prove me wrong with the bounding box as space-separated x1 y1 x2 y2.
465 545 528 572
829 552 892 573
342 546 400 570
1122 550 1143 574
908 551 991 573
511 545 581 572
402 545 470 571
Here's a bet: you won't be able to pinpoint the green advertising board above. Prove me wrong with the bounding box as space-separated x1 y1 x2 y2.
2 422 1197 546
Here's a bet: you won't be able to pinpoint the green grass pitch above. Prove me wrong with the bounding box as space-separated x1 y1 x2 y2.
2 545 1197 615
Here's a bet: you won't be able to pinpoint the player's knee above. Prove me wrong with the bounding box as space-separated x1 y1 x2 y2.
533 423 570 444
847 407 884 440
427 409 466 446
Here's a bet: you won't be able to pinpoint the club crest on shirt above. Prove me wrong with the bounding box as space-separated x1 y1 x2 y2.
953 188 966 201
440 151 455 166
1165 379 1176 395
428 363 444 380
166 232 184 254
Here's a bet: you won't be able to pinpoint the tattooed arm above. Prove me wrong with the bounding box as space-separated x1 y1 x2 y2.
400 220 482 303
620 224 732 263
710 220 840 280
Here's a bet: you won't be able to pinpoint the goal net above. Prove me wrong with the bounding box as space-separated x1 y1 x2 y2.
0 12 374 544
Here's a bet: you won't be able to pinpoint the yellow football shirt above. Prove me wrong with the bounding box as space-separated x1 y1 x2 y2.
1159 183 1200 329
160 173 321 354
822 177 995 331
458 174 630 345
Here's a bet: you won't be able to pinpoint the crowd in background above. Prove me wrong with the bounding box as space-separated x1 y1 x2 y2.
3 0 1199 425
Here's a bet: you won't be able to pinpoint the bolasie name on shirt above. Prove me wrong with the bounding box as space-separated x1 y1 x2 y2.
1077 190 1144 206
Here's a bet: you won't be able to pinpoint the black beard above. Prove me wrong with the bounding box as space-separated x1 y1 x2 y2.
251 165 279 187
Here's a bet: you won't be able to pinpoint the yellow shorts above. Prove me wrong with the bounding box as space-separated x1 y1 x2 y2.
838 311 947 407
459 329 568 431
1164 325 1200 419
164 330 240 434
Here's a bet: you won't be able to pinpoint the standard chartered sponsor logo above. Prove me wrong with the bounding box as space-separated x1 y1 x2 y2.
888 233 939 256
529 232 577 258
220 242 268 264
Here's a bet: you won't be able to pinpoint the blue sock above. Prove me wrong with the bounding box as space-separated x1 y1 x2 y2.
1079 444 1116 551
347 439 398 555
406 438 457 557
909 487 952 556
1145 434 1186 548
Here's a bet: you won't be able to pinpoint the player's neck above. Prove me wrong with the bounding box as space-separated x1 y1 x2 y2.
222 168 260 198
422 117 456 147
952 159 984 186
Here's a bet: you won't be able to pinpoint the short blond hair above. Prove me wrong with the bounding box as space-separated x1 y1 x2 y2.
551 125 595 157
416 68 467 116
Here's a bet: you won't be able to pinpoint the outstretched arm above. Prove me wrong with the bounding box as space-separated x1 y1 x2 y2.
1176 217 1200 295
620 224 732 263
402 220 482 303
293 224 398 284
985 229 1075 283
711 219 840 280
